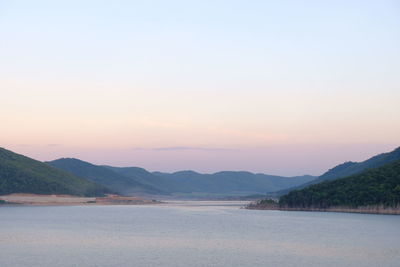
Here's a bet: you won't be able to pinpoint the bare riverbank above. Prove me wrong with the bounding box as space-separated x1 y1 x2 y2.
0 193 160 206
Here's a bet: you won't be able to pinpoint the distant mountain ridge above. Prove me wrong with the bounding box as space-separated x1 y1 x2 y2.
319 161 357 180
152 170 316 196
47 158 165 195
104 166 180 193
319 147 400 180
0 148 110 196
4 146 399 201
273 147 400 196
48 158 317 197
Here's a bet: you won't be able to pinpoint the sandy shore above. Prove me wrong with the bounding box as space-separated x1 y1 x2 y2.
0 193 159 206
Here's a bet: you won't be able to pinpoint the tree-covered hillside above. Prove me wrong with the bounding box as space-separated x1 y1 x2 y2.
0 148 111 196
104 166 175 192
48 158 165 195
274 147 400 196
318 147 400 181
279 160 400 208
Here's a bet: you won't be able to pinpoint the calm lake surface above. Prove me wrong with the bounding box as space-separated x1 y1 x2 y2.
1 201 399 267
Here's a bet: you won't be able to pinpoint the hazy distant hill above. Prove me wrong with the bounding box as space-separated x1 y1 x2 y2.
274 147 400 196
49 159 317 197
104 166 178 192
105 167 317 196
0 148 110 196
151 170 316 196
48 158 165 195
319 147 400 181
279 159 400 209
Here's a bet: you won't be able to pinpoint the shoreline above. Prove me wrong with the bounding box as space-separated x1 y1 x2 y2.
0 193 160 206
246 204 400 215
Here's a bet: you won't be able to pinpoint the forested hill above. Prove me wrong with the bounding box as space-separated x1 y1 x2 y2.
274 147 400 196
47 158 165 195
0 148 111 196
318 147 400 181
279 159 400 208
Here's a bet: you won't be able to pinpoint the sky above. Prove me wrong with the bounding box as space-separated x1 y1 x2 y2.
1 0 399 176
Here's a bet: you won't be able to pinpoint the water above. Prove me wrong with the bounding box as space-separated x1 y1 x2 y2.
0 202 399 267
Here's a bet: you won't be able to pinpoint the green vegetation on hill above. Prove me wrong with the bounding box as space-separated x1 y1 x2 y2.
104 166 174 192
279 160 400 208
48 158 165 195
319 147 400 181
274 147 400 196
0 148 111 196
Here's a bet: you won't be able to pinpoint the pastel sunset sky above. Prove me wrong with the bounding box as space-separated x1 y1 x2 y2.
1 0 399 176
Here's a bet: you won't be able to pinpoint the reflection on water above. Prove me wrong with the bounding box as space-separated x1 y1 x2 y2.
0 202 399 267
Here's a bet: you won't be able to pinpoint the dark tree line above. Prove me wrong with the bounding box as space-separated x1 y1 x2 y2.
279 160 400 208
